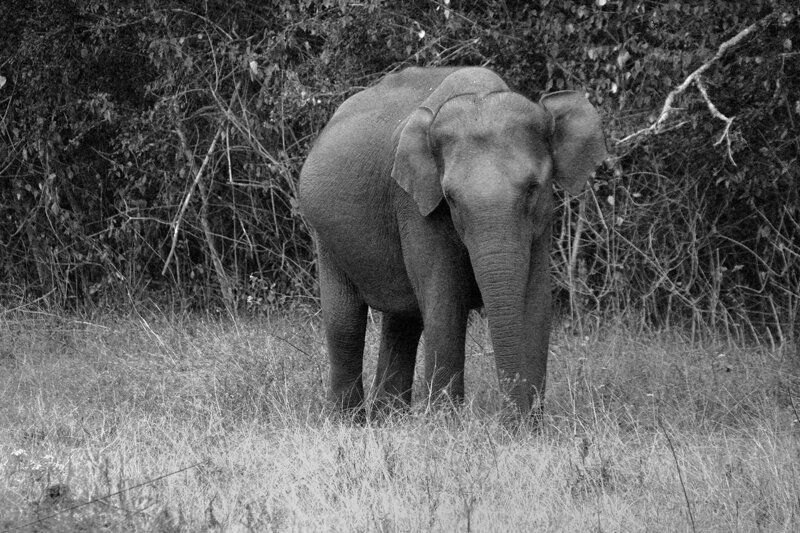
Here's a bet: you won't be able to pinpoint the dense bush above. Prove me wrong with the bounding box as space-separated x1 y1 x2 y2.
1 0 798 339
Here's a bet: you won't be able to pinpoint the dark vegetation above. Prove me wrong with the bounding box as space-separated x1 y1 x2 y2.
1 0 798 340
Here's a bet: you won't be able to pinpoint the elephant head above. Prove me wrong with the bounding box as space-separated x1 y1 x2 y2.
391 67 606 413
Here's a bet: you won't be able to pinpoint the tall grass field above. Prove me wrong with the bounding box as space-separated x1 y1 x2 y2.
1 309 798 531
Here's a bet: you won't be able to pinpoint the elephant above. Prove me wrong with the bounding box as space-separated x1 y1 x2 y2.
299 66 606 419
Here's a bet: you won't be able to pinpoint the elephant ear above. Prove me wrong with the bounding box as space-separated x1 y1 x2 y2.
392 68 509 216
392 108 441 216
539 91 607 195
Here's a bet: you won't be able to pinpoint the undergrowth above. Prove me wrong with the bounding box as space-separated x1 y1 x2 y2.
1 308 798 531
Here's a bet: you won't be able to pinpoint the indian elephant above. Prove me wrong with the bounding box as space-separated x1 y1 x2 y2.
299 66 606 418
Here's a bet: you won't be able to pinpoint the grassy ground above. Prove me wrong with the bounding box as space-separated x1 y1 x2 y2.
1 307 798 531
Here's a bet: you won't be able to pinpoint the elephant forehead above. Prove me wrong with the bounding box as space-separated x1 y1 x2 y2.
429 67 509 98
433 93 549 141
434 93 552 177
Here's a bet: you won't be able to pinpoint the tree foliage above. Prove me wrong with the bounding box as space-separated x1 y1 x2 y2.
1 0 798 337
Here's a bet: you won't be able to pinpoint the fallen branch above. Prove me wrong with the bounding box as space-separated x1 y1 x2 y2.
615 10 779 153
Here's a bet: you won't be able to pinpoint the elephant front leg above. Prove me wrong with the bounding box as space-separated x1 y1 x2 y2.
318 246 368 420
372 312 423 417
421 303 469 406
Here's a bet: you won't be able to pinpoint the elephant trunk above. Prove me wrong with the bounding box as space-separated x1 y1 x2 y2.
469 243 539 414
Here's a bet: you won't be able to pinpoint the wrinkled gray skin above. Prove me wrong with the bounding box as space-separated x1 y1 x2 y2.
299 67 606 418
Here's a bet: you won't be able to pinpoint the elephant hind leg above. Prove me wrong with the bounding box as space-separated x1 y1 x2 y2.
372 312 423 417
318 244 367 420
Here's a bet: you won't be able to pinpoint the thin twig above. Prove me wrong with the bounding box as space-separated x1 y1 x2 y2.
10 461 205 531
266 330 319 358
658 416 697 533
568 195 586 322
789 393 800 426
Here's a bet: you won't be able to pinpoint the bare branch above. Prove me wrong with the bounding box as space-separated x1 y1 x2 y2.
615 11 779 148
162 81 241 277
694 79 736 165
161 125 223 276
196 169 235 308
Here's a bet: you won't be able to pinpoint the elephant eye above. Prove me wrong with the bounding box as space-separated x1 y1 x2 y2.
524 181 538 199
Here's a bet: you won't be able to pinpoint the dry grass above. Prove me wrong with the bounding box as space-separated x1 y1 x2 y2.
1 308 799 531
